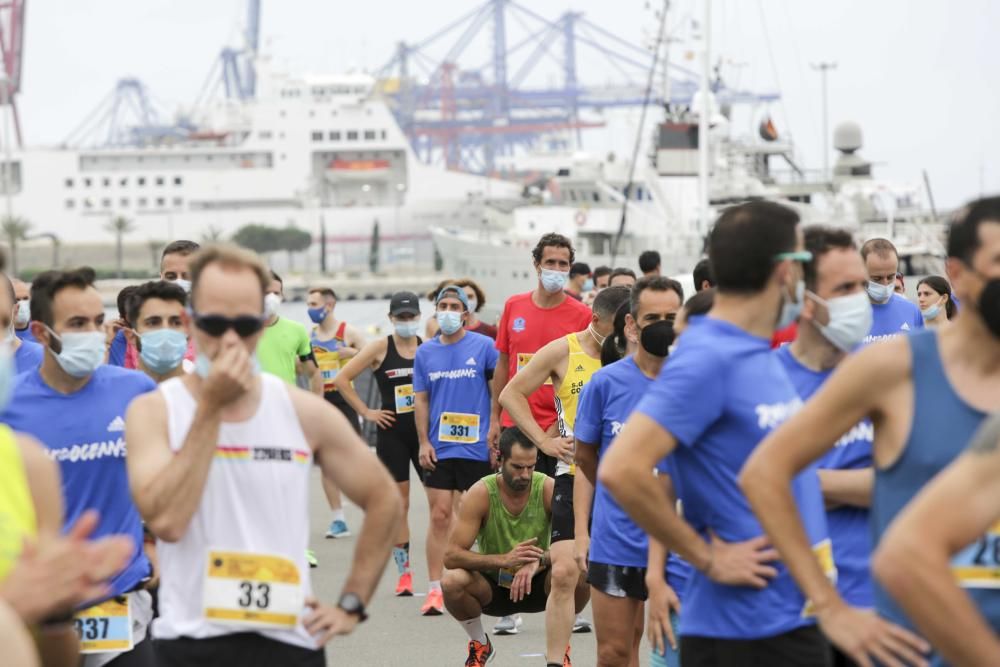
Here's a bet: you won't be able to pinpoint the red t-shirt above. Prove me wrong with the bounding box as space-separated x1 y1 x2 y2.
496 291 593 429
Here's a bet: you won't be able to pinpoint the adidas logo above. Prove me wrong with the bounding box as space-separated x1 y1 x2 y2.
106 416 125 433
575 365 585 372
901 323 910 331
465 357 477 366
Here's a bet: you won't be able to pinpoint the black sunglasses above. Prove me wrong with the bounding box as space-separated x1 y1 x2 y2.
192 312 266 338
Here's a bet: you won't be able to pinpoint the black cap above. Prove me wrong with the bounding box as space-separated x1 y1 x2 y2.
570 262 591 277
389 291 421 316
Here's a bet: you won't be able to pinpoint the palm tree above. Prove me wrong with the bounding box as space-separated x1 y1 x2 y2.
105 215 136 278
1 216 32 277
201 224 224 243
147 239 164 272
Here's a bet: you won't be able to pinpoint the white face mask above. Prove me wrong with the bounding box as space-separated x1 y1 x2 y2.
808 290 873 352
263 293 282 319
866 280 893 304
172 278 192 294
467 298 478 313
14 300 29 327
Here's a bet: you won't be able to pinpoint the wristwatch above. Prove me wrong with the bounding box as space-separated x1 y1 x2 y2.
337 592 368 622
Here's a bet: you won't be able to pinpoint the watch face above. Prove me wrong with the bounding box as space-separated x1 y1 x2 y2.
338 593 365 618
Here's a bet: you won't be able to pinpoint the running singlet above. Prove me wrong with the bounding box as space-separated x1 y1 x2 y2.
636 316 830 640
575 356 659 568
154 374 317 650
257 318 312 385
872 330 997 651
1 366 155 596
413 332 498 462
496 292 592 430
554 332 601 476
311 322 349 397
777 346 874 608
13 340 43 375
0 425 36 583
477 472 551 561
864 294 923 344
375 335 421 428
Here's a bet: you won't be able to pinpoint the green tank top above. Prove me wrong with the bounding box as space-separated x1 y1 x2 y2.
477 471 551 558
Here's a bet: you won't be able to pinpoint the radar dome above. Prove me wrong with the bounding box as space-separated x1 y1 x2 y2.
833 122 863 154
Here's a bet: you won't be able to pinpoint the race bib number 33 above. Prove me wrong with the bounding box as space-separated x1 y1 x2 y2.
438 412 480 443
204 551 304 630
395 384 415 414
74 596 133 654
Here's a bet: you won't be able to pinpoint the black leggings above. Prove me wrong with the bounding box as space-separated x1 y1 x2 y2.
155 634 325 667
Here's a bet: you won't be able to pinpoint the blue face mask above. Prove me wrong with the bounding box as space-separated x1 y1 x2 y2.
866 280 893 304
921 303 940 321
394 321 420 338
540 269 569 294
139 329 188 375
47 329 106 378
436 311 463 335
195 350 261 378
307 306 328 324
582 278 594 293
0 344 13 412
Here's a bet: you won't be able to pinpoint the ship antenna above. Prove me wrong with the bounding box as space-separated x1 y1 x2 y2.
610 0 670 265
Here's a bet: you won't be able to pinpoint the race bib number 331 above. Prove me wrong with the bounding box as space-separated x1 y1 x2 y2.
438 412 480 444
204 551 304 630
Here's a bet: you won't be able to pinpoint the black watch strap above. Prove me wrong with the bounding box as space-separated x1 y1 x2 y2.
337 592 368 622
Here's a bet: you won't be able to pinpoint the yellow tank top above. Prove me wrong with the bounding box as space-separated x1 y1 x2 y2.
0 426 37 583
554 332 602 476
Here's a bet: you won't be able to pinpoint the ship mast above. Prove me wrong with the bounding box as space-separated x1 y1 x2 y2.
698 0 711 234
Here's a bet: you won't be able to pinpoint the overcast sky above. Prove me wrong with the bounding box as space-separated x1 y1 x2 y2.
16 0 1000 207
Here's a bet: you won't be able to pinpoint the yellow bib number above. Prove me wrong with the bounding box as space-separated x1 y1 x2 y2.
394 384 415 414
516 353 552 384
953 521 1000 589
438 412 480 444
802 539 837 617
74 595 133 654
203 551 304 630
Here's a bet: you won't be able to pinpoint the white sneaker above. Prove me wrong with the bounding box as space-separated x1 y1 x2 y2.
572 614 592 633
492 614 523 635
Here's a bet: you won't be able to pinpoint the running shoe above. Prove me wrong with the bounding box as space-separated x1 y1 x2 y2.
421 588 444 615
325 519 351 539
492 614 522 635
464 636 495 666
395 571 413 597
571 614 592 633
305 549 318 568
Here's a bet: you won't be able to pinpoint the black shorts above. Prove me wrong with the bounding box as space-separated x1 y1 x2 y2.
550 473 575 543
326 393 360 434
534 451 558 477
481 570 550 617
376 427 421 484
680 625 831 667
94 638 156 667
156 633 325 667
588 561 648 601
423 457 493 492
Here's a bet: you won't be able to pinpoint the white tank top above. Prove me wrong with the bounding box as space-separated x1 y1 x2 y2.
152 374 317 650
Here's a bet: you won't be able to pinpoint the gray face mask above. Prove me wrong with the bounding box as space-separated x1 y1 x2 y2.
807 291 873 351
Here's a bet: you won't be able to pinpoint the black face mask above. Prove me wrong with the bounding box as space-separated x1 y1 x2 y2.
979 277 1000 338
639 319 675 357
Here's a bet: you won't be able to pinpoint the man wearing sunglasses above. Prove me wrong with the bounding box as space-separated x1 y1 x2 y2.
124 244 402 666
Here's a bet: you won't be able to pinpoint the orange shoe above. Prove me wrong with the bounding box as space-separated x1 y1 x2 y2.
421 587 444 615
563 644 572 666
395 572 413 597
465 637 495 666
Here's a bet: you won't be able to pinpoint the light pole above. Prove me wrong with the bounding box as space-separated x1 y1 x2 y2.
811 61 837 180
0 74 12 225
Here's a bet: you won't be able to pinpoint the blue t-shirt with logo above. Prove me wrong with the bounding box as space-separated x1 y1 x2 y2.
13 340 43 375
864 294 923 344
1 365 156 597
776 346 874 608
636 316 829 640
413 331 498 461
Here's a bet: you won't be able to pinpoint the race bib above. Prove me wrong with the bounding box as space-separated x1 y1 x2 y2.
497 568 515 589
802 539 838 617
516 353 552 385
394 384 415 414
952 521 1000 589
74 595 133 655
438 412 480 444
203 551 304 630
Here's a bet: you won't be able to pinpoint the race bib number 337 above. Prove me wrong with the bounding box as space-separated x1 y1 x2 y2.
204 551 304 630
74 596 133 654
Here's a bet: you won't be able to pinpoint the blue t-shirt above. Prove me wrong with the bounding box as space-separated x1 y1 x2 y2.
13 340 44 375
864 294 923 344
107 329 129 367
659 454 693 599
1 365 156 597
776 346 874 608
575 356 654 568
413 331 498 461
14 326 36 344
636 316 829 640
